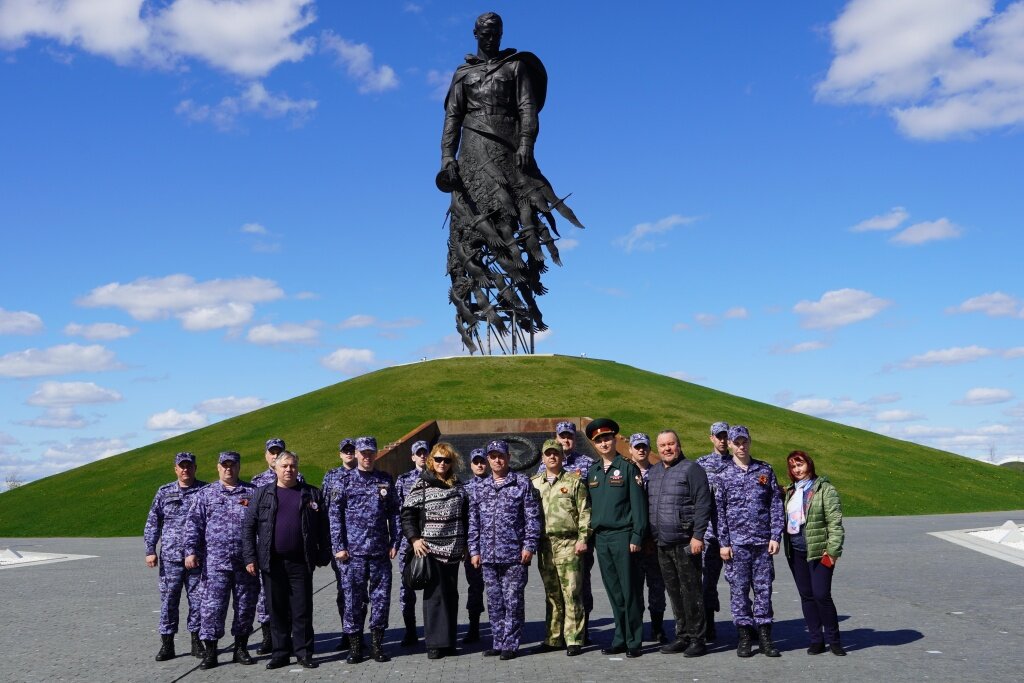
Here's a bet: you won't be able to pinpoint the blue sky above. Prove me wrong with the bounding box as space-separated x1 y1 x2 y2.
1 0 1023 484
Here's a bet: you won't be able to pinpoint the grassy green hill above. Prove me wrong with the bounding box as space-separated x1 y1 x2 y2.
1 356 1022 536
1001 461 1024 472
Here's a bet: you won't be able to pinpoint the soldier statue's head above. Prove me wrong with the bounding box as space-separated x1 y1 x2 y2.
473 12 503 57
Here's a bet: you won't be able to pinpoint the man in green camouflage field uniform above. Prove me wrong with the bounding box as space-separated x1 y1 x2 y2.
531 439 591 656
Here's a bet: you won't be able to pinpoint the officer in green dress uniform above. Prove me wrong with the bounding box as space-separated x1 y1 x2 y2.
586 418 647 657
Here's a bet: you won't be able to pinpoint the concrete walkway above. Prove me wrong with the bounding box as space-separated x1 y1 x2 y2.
1 509 1021 682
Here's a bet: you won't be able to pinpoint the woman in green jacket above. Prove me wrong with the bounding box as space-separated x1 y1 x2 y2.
783 451 846 656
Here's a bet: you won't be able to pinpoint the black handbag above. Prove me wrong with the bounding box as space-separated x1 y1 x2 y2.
403 550 436 590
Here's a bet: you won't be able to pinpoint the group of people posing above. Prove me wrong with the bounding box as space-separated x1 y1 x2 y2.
143 419 847 670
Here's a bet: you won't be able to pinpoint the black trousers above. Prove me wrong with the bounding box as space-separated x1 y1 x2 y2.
422 558 460 649
657 542 706 641
264 555 314 660
787 550 840 645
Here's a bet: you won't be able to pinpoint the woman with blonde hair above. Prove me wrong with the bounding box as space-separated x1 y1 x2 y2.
401 443 469 659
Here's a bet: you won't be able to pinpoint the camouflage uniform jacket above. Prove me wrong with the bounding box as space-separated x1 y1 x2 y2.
395 468 423 509
468 472 541 563
251 467 305 489
530 470 590 544
182 480 257 571
715 458 784 547
144 480 208 559
329 469 400 557
695 451 731 543
321 465 351 504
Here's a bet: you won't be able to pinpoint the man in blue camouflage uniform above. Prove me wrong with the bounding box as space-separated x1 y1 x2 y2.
469 439 541 660
183 451 260 669
536 421 597 642
695 421 731 643
330 436 401 664
145 451 208 662
321 437 356 651
628 433 669 645
462 447 489 643
395 439 428 646
715 425 784 658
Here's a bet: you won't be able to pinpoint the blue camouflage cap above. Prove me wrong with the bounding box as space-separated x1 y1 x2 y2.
265 437 286 452
555 421 577 436
486 439 509 456
175 451 196 465
710 421 730 436
411 440 429 455
355 436 377 452
338 438 355 451
728 425 750 442
629 432 650 448
218 450 241 464
470 448 486 462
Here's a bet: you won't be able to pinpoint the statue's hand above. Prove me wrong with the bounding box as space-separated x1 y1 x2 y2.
514 145 534 170
441 158 459 183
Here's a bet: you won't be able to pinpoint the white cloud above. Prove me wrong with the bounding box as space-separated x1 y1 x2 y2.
241 222 268 234
322 30 398 94
294 291 318 300
668 371 705 382
18 406 91 429
956 387 1015 405
786 397 873 417
557 238 580 251
850 206 909 232
671 322 690 332
817 0 1024 139
0 0 151 61
773 340 828 354
902 345 994 368
63 321 136 340
246 321 319 344
878 423 1021 460
890 218 962 245
0 307 43 334
320 347 375 375
403 2 422 12
146 408 208 431
0 343 119 378
614 214 698 253
339 314 377 329
26 381 122 406
195 395 265 416
338 314 420 331
947 291 1023 318
78 274 283 330
793 288 892 329
723 307 749 319
0 436 132 484
1005 346 1024 359
874 409 921 422
694 313 717 327
177 81 317 130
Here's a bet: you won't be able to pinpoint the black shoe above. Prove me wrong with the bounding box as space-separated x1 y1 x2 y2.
232 635 254 665
532 642 563 654
626 648 642 658
463 615 481 644
300 656 318 669
428 648 443 659
757 624 781 658
807 642 827 655
737 626 754 658
601 645 627 655
683 640 706 657
482 649 501 657
499 650 517 660
190 632 203 658
199 640 218 669
256 623 273 655
346 633 364 664
155 635 175 662
829 643 847 656
370 628 390 662
334 633 350 652
566 645 582 657
442 646 458 657
265 657 289 670
660 638 688 654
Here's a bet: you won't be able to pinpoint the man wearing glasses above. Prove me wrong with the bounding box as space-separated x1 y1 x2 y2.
468 439 541 660
395 440 429 646
322 437 358 652
585 418 647 658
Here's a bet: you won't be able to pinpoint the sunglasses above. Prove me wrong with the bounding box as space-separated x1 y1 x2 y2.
487 453 507 459
433 457 452 464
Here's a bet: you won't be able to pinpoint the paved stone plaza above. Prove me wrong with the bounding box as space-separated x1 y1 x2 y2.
1 510 1021 682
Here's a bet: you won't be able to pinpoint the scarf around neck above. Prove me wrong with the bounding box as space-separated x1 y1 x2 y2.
786 477 815 534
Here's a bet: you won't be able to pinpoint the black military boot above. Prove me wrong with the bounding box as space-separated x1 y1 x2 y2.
401 612 418 647
650 611 669 645
190 632 203 658
371 629 390 662
462 614 480 644
736 627 754 658
256 622 273 655
199 640 218 669
757 624 781 657
233 634 254 665
155 635 175 661
346 632 363 664
704 609 717 643
334 633 350 651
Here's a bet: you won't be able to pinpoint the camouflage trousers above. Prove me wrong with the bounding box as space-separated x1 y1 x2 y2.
342 556 392 633
158 559 203 635
397 539 417 618
538 537 584 646
723 544 775 626
198 566 260 640
482 562 528 652
463 555 485 617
